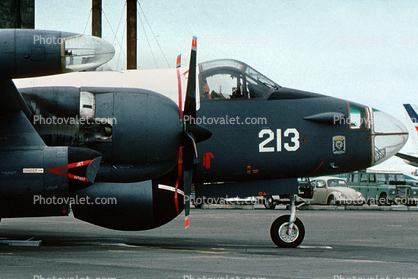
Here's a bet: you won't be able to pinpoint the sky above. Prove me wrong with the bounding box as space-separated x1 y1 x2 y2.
34 0 418 159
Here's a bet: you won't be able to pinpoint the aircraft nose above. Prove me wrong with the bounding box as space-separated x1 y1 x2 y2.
372 108 408 165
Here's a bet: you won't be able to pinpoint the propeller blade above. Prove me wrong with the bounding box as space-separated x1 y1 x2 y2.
183 36 198 169
184 36 197 121
174 54 183 216
183 170 192 228
176 54 183 120
183 37 198 228
176 37 211 229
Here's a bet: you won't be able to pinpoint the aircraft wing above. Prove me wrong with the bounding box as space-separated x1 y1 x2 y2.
0 78 105 219
0 79 46 149
0 29 113 218
396 152 418 168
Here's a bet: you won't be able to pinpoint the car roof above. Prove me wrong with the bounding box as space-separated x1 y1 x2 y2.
351 170 404 175
311 176 346 181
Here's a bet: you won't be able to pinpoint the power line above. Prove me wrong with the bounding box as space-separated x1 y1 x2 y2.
137 1 171 68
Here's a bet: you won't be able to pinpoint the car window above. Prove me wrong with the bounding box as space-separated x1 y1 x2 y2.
387 174 396 183
298 177 309 183
376 174 386 183
316 180 326 188
327 179 348 187
349 173 359 183
396 174 405 182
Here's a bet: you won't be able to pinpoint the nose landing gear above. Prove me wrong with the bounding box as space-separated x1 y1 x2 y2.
270 195 305 248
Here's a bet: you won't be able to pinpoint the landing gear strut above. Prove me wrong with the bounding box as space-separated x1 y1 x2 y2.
270 194 305 248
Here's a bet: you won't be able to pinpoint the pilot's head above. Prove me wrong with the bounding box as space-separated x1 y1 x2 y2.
202 78 209 94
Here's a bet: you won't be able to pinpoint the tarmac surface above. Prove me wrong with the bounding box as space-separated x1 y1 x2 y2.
1 206 418 279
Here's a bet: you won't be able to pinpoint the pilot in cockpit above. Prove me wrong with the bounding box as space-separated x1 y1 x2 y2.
230 86 244 99
201 78 211 99
201 77 225 100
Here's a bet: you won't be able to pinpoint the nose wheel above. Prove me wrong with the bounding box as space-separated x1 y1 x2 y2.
270 195 305 248
270 215 305 248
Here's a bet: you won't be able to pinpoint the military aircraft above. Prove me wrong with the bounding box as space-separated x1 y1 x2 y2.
396 104 418 168
4 29 409 248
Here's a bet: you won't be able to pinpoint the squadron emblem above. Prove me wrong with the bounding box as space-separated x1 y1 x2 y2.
333 135 346 154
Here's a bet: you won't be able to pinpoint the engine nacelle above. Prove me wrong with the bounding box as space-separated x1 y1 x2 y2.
21 86 182 182
71 180 183 230
0 29 114 79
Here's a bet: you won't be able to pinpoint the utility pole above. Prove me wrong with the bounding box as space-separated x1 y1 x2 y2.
126 0 137 70
0 0 34 28
92 0 102 37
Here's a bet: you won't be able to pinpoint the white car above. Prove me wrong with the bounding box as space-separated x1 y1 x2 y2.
310 176 365 205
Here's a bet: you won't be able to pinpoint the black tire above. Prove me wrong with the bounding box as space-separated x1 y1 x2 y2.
264 196 276 209
270 215 305 248
378 193 388 206
327 196 335 205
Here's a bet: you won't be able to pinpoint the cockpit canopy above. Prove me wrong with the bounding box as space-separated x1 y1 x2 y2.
199 59 280 100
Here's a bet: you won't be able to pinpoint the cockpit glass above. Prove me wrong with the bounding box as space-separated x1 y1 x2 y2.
199 59 280 100
202 73 243 100
200 59 245 72
372 108 409 165
245 67 279 90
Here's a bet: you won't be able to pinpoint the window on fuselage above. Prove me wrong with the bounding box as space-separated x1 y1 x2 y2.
348 103 370 130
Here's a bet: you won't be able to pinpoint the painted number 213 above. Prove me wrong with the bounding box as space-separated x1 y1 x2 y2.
258 128 300 152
